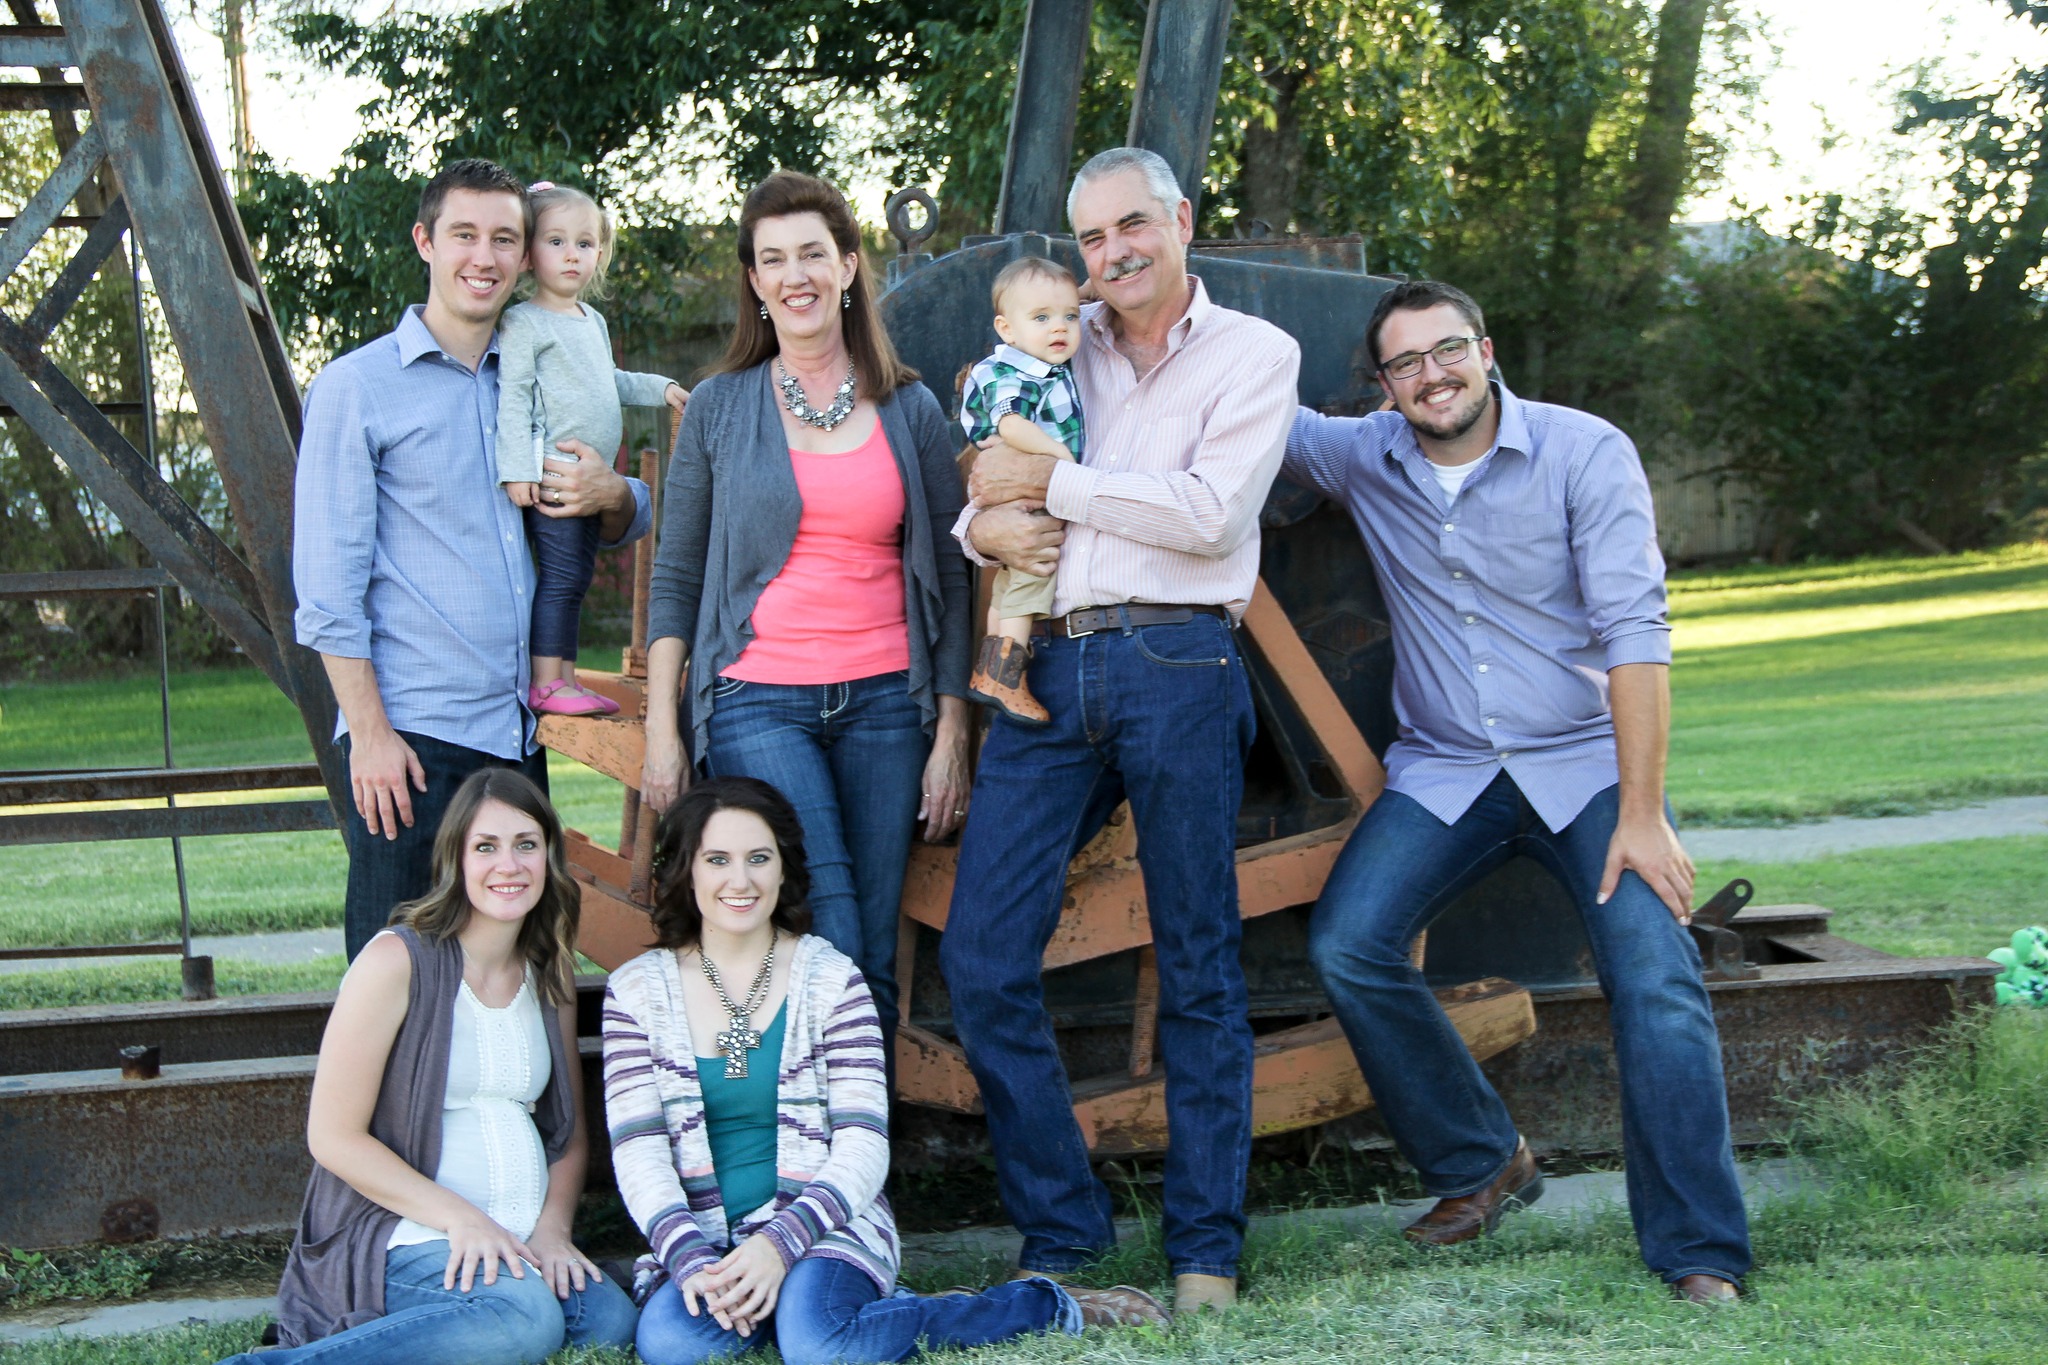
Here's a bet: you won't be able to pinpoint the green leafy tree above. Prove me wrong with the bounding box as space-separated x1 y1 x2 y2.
241 0 949 362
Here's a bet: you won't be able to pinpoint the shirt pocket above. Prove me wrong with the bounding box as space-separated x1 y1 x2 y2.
1476 510 1568 598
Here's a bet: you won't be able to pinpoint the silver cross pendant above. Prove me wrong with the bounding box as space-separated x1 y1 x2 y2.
716 1013 762 1078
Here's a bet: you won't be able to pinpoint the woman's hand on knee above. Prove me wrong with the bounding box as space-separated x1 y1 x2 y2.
679 1269 732 1330
443 1211 538 1292
526 1221 603 1299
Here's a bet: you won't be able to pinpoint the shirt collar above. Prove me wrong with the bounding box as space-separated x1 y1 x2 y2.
992 342 1064 377
1386 377 1531 474
396 303 502 369
1081 273 1212 350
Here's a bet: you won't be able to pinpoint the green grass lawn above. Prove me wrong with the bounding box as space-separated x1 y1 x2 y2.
1667 543 2048 824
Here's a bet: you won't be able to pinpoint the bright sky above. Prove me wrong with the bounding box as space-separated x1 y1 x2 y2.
158 1 2048 228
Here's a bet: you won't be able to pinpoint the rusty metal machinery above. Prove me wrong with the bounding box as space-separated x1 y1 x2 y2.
0 0 2001 1250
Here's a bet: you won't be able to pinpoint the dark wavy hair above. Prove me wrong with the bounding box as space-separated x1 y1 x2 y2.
649 776 813 948
1365 278 1488 368
712 170 917 402
391 767 580 1006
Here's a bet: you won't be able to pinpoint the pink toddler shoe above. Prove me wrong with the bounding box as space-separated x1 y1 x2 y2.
528 679 621 716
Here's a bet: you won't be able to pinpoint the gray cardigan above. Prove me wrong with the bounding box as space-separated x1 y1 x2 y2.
647 362 971 760
273 928 576 1346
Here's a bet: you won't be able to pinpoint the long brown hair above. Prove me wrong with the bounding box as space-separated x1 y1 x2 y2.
392 768 581 1006
713 170 917 401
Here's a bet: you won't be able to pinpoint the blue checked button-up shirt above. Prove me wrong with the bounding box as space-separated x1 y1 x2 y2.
1283 381 1671 832
960 343 1086 459
293 306 652 759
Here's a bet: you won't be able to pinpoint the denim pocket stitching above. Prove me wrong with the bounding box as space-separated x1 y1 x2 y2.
711 676 748 698
1132 620 1231 668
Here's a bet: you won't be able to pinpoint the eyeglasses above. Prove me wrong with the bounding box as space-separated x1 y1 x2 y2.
1379 335 1483 381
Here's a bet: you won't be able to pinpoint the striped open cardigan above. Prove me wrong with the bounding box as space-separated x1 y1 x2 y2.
602 934 899 1295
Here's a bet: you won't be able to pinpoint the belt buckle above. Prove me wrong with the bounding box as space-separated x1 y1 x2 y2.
1063 612 1100 639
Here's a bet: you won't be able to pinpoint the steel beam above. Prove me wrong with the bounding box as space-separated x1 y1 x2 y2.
0 80 86 111
0 799 335 845
0 762 323 804
21 194 130 342
993 0 1095 235
0 566 172 598
1126 0 1235 220
0 339 283 686
61 0 344 817
0 24 72 68
0 120 102 287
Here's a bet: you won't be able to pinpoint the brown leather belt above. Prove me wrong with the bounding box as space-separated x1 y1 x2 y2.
1031 602 1228 640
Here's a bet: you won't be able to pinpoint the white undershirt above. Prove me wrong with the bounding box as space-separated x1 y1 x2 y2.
1427 456 1481 502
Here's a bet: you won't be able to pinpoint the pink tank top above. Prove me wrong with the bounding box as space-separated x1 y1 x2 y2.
724 419 911 684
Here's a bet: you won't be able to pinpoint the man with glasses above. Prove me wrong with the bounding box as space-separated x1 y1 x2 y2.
1282 280 1751 1303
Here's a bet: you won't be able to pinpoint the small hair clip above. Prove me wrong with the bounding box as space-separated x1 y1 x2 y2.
528 181 555 192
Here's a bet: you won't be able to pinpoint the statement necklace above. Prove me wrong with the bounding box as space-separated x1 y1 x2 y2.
700 936 776 1079
776 358 858 431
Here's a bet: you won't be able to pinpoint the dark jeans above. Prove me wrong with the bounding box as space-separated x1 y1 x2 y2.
526 504 599 660
939 614 1257 1279
220 1238 638 1364
1308 771 1752 1284
635 1257 1074 1365
702 671 928 1061
339 730 549 959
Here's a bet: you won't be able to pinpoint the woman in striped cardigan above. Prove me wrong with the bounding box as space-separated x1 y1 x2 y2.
602 776 1165 1364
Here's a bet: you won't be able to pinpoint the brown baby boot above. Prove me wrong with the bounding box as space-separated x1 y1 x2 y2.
969 635 1051 726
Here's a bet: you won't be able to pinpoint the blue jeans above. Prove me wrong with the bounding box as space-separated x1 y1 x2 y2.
338 731 550 959
526 503 598 660
939 614 1257 1279
1308 772 1752 1284
220 1238 638 1364
635 1256 1075 1365
704 671 929 1057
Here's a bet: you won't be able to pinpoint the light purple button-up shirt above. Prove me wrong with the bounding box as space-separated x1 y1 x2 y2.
293 306 651 760
1283 381 1670 832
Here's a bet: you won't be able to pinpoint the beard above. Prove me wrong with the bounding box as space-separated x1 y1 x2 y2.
1401 377 1492 442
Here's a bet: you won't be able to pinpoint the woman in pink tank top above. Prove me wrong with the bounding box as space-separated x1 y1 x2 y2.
640 172 974 1071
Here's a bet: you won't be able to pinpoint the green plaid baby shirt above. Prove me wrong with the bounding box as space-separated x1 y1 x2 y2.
961 343 1087 459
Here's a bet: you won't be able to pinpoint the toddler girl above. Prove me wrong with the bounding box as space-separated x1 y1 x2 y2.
498 183 686 716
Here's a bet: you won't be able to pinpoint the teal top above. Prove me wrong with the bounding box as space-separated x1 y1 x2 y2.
697 1000 786 1222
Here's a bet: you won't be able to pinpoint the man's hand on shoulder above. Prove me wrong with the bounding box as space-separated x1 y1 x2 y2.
532 439 630 519
968 500 1064 577
1598 809 1695 925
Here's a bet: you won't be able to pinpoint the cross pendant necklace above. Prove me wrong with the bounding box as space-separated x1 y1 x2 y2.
700 936 776 1080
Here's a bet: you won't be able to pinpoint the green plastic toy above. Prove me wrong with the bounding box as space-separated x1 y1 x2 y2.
1990 926 2048 1007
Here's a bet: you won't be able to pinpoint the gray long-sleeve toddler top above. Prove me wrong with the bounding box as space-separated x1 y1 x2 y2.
494 300 674 484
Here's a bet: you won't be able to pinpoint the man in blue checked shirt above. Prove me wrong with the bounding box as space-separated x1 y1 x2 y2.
1283 280 1750 1304
291 159 653 958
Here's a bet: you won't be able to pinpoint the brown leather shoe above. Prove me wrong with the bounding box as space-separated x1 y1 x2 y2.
1402 1137 1545 1246
969 635 1051 725
1066 1284 1171 1328
1673 1273 1741 1303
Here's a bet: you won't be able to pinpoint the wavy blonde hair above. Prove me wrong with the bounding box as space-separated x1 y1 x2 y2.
392 768 581 1006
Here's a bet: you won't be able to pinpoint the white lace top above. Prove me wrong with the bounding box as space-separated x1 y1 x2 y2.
388 973 553 1248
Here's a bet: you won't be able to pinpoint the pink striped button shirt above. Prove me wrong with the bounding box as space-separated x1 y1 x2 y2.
958 276 1301 620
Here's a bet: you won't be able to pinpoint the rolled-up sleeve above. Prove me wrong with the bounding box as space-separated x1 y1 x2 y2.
1567 429 1671 668
1045 343 1299 557
596 476 654 551
292 366 377 658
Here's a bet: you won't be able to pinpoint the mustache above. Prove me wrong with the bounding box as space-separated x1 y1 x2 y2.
1101 254 1154 282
